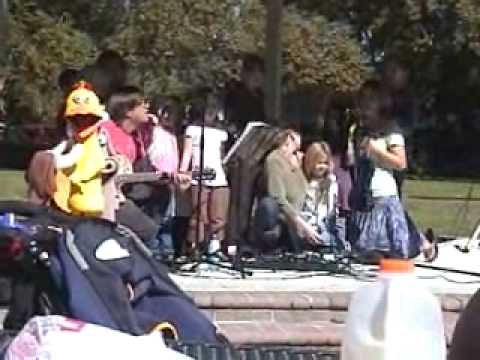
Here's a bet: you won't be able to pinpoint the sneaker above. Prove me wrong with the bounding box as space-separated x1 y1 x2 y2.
423 228 439 263
207 250 230 263
174 255 190 265
261 226 281 248
154 248 175 266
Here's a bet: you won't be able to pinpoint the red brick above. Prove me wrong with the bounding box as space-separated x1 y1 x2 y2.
211 293 251 308
331 311 347 324
272 310 332 323
284 323 343 346
291 294 314 308
255 322 291 344
328 293 350 310
444 312 460 345
309 293 332 308
215 309 273 322
459 294 473 311
191 292 213 307
441 295 463 312
216 321 344 346
247 293 279 308
218 323 260 344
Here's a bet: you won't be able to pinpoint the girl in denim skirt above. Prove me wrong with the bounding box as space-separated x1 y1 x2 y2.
348 80 437 263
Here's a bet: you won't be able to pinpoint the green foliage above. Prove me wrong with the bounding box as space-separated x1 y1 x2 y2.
5 0 96 122
107 0 247 97
107 0 369 98
31 0 127 42
282 7 369 92
292 0 480 111
3 0 480 131
455 0 480 54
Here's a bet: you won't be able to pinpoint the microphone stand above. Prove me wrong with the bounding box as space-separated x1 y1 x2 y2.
187 100 251 277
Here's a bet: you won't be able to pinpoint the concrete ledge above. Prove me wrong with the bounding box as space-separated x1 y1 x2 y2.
210 309 347 323
189 291 471 313
189 292 350 310
217 322 343 346
216 312 459 346
189 291 464 346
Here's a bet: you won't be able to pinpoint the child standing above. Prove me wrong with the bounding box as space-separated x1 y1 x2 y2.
348 80 437 262
179 95 230 259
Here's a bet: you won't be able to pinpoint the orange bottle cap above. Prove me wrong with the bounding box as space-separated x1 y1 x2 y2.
380 259 415 273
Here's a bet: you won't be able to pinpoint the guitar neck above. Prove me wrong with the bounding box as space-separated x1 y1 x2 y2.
114 169 217 188
115 172 171 187
192 168 216 181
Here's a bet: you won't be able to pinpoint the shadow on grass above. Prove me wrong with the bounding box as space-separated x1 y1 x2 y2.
409 195 480 201
407 175 480 183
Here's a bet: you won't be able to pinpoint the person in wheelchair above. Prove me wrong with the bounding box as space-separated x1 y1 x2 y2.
0 202 223 344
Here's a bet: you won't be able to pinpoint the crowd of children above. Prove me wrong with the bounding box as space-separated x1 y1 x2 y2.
24 51 439 266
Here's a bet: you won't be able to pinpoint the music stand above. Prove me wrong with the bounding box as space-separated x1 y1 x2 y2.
223 123 286 274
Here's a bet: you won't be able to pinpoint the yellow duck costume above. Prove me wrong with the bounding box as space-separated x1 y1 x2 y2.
51 82 106 216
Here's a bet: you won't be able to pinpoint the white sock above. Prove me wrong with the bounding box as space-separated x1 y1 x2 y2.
208 239 221 254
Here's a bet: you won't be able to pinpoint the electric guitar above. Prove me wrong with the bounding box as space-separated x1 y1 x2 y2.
114 168 217 191
53 154 216 214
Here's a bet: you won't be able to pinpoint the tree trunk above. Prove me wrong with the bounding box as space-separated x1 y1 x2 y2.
265 0 283 126
0 0 8 66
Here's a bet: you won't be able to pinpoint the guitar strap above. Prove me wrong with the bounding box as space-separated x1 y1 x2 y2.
98 127 124 221
98 127 118 159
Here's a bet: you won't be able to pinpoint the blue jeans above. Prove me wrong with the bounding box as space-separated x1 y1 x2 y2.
159 189 175 254
314 216 348 253
145 186 175 257
253 197 302 253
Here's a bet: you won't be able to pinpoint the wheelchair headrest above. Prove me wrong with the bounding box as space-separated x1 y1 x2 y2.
0 200 83 227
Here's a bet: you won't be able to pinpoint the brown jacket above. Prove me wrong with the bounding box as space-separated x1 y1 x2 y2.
25 151 57 205
25 149 119 221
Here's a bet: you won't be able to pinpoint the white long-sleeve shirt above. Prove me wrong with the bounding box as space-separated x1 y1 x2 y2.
48 141 84 170
301 174 338 228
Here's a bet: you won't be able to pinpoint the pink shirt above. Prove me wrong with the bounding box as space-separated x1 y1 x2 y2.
147 126 179 174
100 120 143 164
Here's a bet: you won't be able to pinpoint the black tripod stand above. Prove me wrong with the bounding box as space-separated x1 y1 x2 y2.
184 100 251 277
452 181 480 253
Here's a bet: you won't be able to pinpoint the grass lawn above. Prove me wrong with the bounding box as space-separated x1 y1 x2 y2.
0 169 27 201
0 169 479 237
404 178 480 238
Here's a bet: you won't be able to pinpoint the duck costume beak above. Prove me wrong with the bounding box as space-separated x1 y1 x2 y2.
64 81 104 139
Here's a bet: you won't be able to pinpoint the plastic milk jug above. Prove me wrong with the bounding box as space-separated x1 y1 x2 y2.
341 259 446 360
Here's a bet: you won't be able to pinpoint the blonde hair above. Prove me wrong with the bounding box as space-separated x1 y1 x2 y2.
303 142 333 180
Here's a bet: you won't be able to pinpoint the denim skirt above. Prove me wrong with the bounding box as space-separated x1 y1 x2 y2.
348 195 422 258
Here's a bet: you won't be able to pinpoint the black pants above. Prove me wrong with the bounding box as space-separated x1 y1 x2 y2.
3 274 35 330
253 197 302 253
115 199 160 244
450 287 480 359
173 216 190 257
394 170 405 200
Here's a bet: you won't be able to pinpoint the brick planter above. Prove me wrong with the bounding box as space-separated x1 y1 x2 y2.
188 291 470 347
